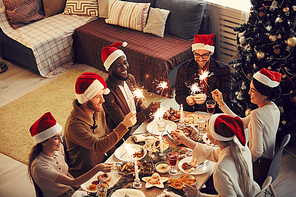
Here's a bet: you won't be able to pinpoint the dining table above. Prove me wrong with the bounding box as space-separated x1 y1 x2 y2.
79 111 216 197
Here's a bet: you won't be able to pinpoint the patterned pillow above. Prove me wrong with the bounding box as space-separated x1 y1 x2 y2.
63 0 98 16
3 0 44 29
106 0 150 31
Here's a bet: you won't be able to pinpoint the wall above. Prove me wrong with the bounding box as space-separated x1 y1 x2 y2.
0 0 3 7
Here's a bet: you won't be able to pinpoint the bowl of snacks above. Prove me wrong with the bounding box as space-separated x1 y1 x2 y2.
155 161 171 174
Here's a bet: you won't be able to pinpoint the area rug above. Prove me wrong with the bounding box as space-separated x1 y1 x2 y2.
0 69 161 164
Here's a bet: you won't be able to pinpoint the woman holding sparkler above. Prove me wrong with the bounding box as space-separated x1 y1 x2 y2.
175 33 231 113
211 68 282 186
101 42 161 146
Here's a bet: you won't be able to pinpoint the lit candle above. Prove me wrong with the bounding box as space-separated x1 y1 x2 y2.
134 161 139 180
180 104 184 123
159 133 163 154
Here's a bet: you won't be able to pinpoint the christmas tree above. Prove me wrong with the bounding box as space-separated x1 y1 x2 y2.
229 0 296 145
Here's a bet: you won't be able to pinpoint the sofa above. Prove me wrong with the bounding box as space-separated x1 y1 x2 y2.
0 0 210 95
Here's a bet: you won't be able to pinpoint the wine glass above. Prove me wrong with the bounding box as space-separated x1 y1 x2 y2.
167 151 178 175
145 136 156 158
206 100 216 116
197 117 206 138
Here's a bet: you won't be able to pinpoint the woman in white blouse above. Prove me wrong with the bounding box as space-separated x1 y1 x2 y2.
211 68 282 186
172 114 260 197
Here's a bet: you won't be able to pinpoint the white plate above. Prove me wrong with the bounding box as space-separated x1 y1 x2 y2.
114 144 147 161
202 134 216 146
80 172 114 193
178 157 210 175
142 176 169 188
146 120 177 135
111 188 145 197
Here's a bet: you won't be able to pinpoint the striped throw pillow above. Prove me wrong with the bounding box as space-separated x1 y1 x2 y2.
106 0 150 31
63 0 98 16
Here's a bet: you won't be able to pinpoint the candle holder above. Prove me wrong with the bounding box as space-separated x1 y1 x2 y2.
133 178 143 188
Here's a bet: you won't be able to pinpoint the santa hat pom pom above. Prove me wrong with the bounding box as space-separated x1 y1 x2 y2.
122 41 128 47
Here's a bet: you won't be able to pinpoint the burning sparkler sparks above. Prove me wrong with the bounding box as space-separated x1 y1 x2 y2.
199 70 213 91
157 81 168 98
190 83 201 95
153 107 166 121
124 143 136 161
132 88 145 100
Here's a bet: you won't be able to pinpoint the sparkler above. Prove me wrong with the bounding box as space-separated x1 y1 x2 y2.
157 81 168 98
190 83 201 95
153 107 166 121
199 70 212 91
132 88 145 106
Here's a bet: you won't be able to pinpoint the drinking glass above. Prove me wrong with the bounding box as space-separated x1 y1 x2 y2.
145 136 156 158
197 117 206 137
206 100 216 116
167 151 178 175
97 183 108 197
157 120 166 158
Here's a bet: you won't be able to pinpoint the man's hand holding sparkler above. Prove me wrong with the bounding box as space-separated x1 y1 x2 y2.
212 89 225 107
194 93 207 105
144 101 162 118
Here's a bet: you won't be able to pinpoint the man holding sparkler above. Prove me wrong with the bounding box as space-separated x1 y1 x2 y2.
101 42 161 146
175 33 231 112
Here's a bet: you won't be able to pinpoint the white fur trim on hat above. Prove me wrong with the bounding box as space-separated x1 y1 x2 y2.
32 122 62 144
253 71 280 88
104 50 126 70
209 113 234 142
76 79 108 104
192 43 215 53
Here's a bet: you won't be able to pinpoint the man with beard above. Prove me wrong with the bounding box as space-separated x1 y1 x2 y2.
102 42 161 146
175 33 231 112
64 72 137 177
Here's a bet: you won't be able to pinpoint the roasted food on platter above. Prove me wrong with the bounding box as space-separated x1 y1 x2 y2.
133 147 145 158
117 160 154 177
86 173 111 191
163 107 180 121
144 172 161 185
167 174 197 190
148 139 169 152
170 126 199 144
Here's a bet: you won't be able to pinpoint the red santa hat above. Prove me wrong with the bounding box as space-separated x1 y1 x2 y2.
101 42 128 70
30 112 62 144
253 68 281 97
192 33 215 53
75 72 110 104
209 113 246 146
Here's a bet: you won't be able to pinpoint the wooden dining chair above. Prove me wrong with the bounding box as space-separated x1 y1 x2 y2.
61 133 69 163
265 134 291 197
255 176 272 197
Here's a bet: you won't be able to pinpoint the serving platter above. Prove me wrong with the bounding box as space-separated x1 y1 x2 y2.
146 120 177 135
114 144 146 161
178 157 210 175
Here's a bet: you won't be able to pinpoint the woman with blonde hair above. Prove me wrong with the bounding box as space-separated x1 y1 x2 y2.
172 114 260 196
28 112 113 197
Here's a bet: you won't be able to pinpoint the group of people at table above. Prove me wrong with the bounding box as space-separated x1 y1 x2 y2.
27 34 282 197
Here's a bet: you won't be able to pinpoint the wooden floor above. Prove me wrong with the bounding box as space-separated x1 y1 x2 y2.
0 59 296 196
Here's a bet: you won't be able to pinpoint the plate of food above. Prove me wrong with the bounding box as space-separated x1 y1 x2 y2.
167 126 199 144
163 107 181 121
167 174 197 190
147 138 169 152
146 120 177 135
184 113 207 125
116 160 154 177
155 161 171 174
111 188 145 197
178 157 210 175
114 144 146 161
81 172 113 193
142 172 169 188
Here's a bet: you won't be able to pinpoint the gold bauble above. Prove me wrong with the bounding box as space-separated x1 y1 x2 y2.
287 37 296 47
269 35 277 42
245 108 252 116
274 48 281 55
283 7 289 13
259 11 265 18
257 51 265 59
247 73 252 78
293 6 296 11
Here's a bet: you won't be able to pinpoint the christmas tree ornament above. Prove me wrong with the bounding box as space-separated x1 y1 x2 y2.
287 37 296 47
247 73 252 78
253 64 257 69
283 7 289 13
239 36 246 44
245 108 251 116
293 6 296 11
268 66 272 69
269 35 277 42
275 16 283 23
259 11 265 18
270 0 278 10
273 44 281 55
277 34 282 39
265 25 272 31
282 74 286 78
257 51 265 59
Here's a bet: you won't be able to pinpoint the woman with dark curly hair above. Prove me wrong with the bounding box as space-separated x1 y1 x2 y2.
212 68 282 186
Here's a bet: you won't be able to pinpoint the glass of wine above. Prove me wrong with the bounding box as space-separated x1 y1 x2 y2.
145 136 156 158
167 151 178 175
206 100 216 116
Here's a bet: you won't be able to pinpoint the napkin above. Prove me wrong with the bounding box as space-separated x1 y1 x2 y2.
132 135 146 142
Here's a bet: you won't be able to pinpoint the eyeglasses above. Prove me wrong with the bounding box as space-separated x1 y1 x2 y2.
193 53 211 59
